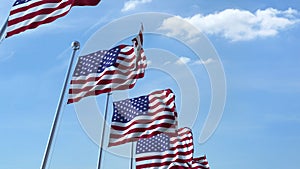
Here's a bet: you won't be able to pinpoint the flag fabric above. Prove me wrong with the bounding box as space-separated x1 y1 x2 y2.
5 0 100 38
135 127 194 169
108 89 178 147
132 23 144 58
191 155 210 169
68 44 147 104
167 155 210 169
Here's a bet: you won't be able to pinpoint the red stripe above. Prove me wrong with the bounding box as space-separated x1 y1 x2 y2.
73 0 100 6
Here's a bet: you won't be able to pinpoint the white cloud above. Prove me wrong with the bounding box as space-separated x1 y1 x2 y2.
194 58 215 65
175 57 191 65
174 57 214 65
159 8 299 41
122 0 152 12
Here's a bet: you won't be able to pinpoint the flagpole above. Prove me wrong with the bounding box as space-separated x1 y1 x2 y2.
97 92 112 169
40 41 80 169
130 142 134 169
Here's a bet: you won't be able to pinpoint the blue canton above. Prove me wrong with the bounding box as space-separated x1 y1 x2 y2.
136 133 170 154
73 46 119 77
13 0 32 6
112 95 149 123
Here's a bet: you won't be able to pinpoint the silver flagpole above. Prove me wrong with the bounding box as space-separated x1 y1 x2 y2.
130 142 134 169
97 92 112 169
40 41 80 169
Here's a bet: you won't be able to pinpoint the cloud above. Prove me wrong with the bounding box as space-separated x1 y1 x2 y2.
175 57 191 65
159 8 299 41
122 0 152 12
194 58 215 65
174 57 215 65
158 16 200 44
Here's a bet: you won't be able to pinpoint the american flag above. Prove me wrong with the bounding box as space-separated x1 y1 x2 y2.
68 44 147 104
168 155 210 169
108 89 178 147
132 23 144 58
5 0 100 38
135 127 194 169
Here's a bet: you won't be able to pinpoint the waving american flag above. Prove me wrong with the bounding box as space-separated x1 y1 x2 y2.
4 0 100 38
135 127 194 169
108 89 178 147
68 44 147 104
168 155 210 169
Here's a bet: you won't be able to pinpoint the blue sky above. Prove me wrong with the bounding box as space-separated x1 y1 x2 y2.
0 0 300 169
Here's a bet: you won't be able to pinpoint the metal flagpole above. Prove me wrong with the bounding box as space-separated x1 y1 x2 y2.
130 142 134 169
97 92 112 169
40 41 80 169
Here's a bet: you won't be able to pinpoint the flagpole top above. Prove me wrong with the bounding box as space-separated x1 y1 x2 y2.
72 41 80 50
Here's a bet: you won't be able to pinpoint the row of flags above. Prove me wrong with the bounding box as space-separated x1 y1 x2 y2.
1 1 211 168
66 25 210 168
